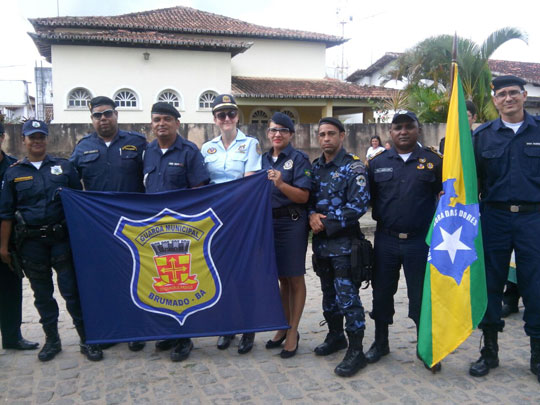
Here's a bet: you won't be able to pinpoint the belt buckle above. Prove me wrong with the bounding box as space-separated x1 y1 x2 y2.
510 205 519 213
398 233 408 239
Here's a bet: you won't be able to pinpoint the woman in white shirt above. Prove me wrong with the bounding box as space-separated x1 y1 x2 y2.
366 135 385 159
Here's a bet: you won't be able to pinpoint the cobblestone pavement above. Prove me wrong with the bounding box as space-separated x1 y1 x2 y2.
1 220 538 404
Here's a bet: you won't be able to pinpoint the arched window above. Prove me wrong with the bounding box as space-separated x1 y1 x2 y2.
250 108 271 124
67 88 92 109
158 90 181 108
114 89 138 108
199 91 217 110
280 108 299 124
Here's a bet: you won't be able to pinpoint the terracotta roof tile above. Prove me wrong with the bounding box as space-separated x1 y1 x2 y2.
29 30 252 60
232 77 393 99
488 59 540 85
30 6 345 47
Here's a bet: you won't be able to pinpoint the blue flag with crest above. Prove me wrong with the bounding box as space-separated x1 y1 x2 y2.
59 171 287 344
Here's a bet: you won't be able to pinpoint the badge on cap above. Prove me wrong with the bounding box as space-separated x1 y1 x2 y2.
51 165 63 175
207 147 217 154
283 159 293 170
32 121 41 128
223 95 231 103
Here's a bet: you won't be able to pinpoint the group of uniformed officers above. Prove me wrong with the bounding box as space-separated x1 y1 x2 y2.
0 74 538 384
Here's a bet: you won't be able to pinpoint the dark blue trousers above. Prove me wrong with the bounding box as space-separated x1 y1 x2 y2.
317 255 365 333
479 206 540 337
20 238 83 329
371 230 429 325
0 263 23 345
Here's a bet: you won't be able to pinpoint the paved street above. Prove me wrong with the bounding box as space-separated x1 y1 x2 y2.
1 219 538 404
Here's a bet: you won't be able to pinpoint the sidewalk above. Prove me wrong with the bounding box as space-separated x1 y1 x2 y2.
1 223 538 404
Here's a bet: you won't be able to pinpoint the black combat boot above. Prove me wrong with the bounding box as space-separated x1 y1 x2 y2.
530 337 540 383
469 328 499 377
365 320 390 363
314 312 348 356
75 324 103 362
334 330 368 377
38 324 62 362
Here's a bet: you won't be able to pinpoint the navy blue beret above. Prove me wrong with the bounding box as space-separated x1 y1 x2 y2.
491 75 527 92
318 117 345 133
271 112 295 132
151 102 181 118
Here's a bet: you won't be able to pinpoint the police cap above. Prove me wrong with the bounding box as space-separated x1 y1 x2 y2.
271 112 295 133
391 110 419 124
22 120 49 136
491 75 527 92
318 117 345 133
89 96 116 111
211 94 238 113
151 102 181 119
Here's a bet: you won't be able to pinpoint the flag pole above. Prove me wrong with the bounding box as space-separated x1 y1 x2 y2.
449 32 458 96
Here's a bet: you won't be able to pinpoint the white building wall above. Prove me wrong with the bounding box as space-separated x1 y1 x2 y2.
231 39 326 79
51 45 232 123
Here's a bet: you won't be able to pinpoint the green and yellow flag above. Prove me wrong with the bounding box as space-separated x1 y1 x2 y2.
417 62 487 367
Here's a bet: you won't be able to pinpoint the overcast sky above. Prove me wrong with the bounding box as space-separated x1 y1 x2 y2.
2 0 539 85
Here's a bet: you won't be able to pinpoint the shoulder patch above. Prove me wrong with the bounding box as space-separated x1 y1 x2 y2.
368 149 386 160
349 161 365 174
425 146 443 158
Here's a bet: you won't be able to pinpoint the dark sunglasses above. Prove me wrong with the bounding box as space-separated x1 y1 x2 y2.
91 109 115 120
215 110 238 121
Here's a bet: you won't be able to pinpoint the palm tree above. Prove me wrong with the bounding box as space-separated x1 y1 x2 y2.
385 28 528 122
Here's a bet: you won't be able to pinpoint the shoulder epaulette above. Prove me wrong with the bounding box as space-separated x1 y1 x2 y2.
368 149 386 160
472 120 494 135
76 133 93 145
295 149 310 161
425 146 443 158
127 131 146 139
347 153 361 161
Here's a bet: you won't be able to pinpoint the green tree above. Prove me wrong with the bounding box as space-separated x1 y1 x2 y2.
385 28 528 122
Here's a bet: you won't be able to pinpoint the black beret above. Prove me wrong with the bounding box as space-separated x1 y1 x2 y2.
491 75 527 92
151 102 181 118
211 94 238 113
271 112 295 132
391 110 419 124
318 117 345 133
89 96 116 111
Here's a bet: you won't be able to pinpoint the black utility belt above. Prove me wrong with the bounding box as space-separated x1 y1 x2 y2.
486 202 540 213
377 225 419 240
26 223 67 239
272 205 304 220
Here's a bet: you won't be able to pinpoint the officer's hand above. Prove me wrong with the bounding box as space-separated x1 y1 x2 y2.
0 247 11 266
309 213 326 234
267 169 283 187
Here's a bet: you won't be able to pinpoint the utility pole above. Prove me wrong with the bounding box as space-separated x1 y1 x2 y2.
336 7 352 80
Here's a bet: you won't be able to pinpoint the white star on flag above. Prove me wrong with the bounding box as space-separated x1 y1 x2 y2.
434 226 471 263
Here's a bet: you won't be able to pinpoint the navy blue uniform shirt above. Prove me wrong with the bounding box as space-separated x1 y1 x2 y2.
309 148 370 257
0 155 82 226
0 152 17 180
262 143 312 208
473 111 540 203
368 145 442 234
70 130 146 192
144 134 209 193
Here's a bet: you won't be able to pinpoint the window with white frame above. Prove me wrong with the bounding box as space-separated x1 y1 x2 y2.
158 90 181 108
250 108 270 124
198 91 217 110
67 88 92 109
114 89 138 108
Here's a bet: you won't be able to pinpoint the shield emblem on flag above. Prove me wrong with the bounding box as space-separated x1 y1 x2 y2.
114 208 222 325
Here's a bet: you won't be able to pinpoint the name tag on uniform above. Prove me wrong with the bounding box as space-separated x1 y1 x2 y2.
374 167 393 173
122 145 137 151
526 142 540 146
14 176 33 183
168 162 184 167
83 149 99 155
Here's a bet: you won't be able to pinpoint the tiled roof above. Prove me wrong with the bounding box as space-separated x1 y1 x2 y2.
29 30 252 61
232 77 393 99
346 52 401 82
488 59 540 85
29 6 345 47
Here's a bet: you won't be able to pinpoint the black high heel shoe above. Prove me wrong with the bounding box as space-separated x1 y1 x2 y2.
265 333 287 349
280 333 300 359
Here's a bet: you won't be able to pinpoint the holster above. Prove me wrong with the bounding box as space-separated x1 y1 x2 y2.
350 236 374 289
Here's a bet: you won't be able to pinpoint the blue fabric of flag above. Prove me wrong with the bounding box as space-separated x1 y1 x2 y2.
59 171 287 344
